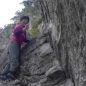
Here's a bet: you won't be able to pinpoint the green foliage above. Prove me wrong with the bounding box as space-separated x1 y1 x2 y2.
29 17 42 38
12 0 40 22
3 0 42 39
1 24 12 38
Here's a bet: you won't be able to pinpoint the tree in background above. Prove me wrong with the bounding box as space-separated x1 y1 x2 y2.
11 0 42 37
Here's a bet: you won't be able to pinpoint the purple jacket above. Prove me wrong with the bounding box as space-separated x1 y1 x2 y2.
10 23 27 45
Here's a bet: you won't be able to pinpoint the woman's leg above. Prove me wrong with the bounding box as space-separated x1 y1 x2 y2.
8 41 20 75
0 41 20 80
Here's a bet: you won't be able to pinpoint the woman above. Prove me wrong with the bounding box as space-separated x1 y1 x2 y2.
0 16 30 80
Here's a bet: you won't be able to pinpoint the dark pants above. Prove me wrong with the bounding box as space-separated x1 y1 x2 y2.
2 41 21 76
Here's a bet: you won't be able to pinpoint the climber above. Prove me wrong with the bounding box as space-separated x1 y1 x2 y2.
0 16 30 81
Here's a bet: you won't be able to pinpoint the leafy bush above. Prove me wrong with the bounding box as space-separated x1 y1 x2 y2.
28 17 42 38
1 24 12 38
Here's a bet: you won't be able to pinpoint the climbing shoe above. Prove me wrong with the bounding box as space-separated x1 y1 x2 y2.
7 72 15 80
0 74 8 81
0 72 15 81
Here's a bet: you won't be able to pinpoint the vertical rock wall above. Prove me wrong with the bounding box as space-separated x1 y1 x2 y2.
37 0 86 86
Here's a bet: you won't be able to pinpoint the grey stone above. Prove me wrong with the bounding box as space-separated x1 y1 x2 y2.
39 43 53 56
0 0 86 86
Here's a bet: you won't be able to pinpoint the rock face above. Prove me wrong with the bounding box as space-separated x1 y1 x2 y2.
37 0 86 86
0 0 86 86
0 35 73 86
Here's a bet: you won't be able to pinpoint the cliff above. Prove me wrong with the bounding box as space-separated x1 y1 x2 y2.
0 34 73 86
0 0 86 86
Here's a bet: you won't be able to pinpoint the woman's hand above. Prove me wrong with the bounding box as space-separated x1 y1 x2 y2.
23 24 29 31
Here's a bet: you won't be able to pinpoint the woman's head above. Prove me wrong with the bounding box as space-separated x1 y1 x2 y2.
20 16 29 25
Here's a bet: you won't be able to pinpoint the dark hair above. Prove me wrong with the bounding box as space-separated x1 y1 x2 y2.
20 16 29 22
